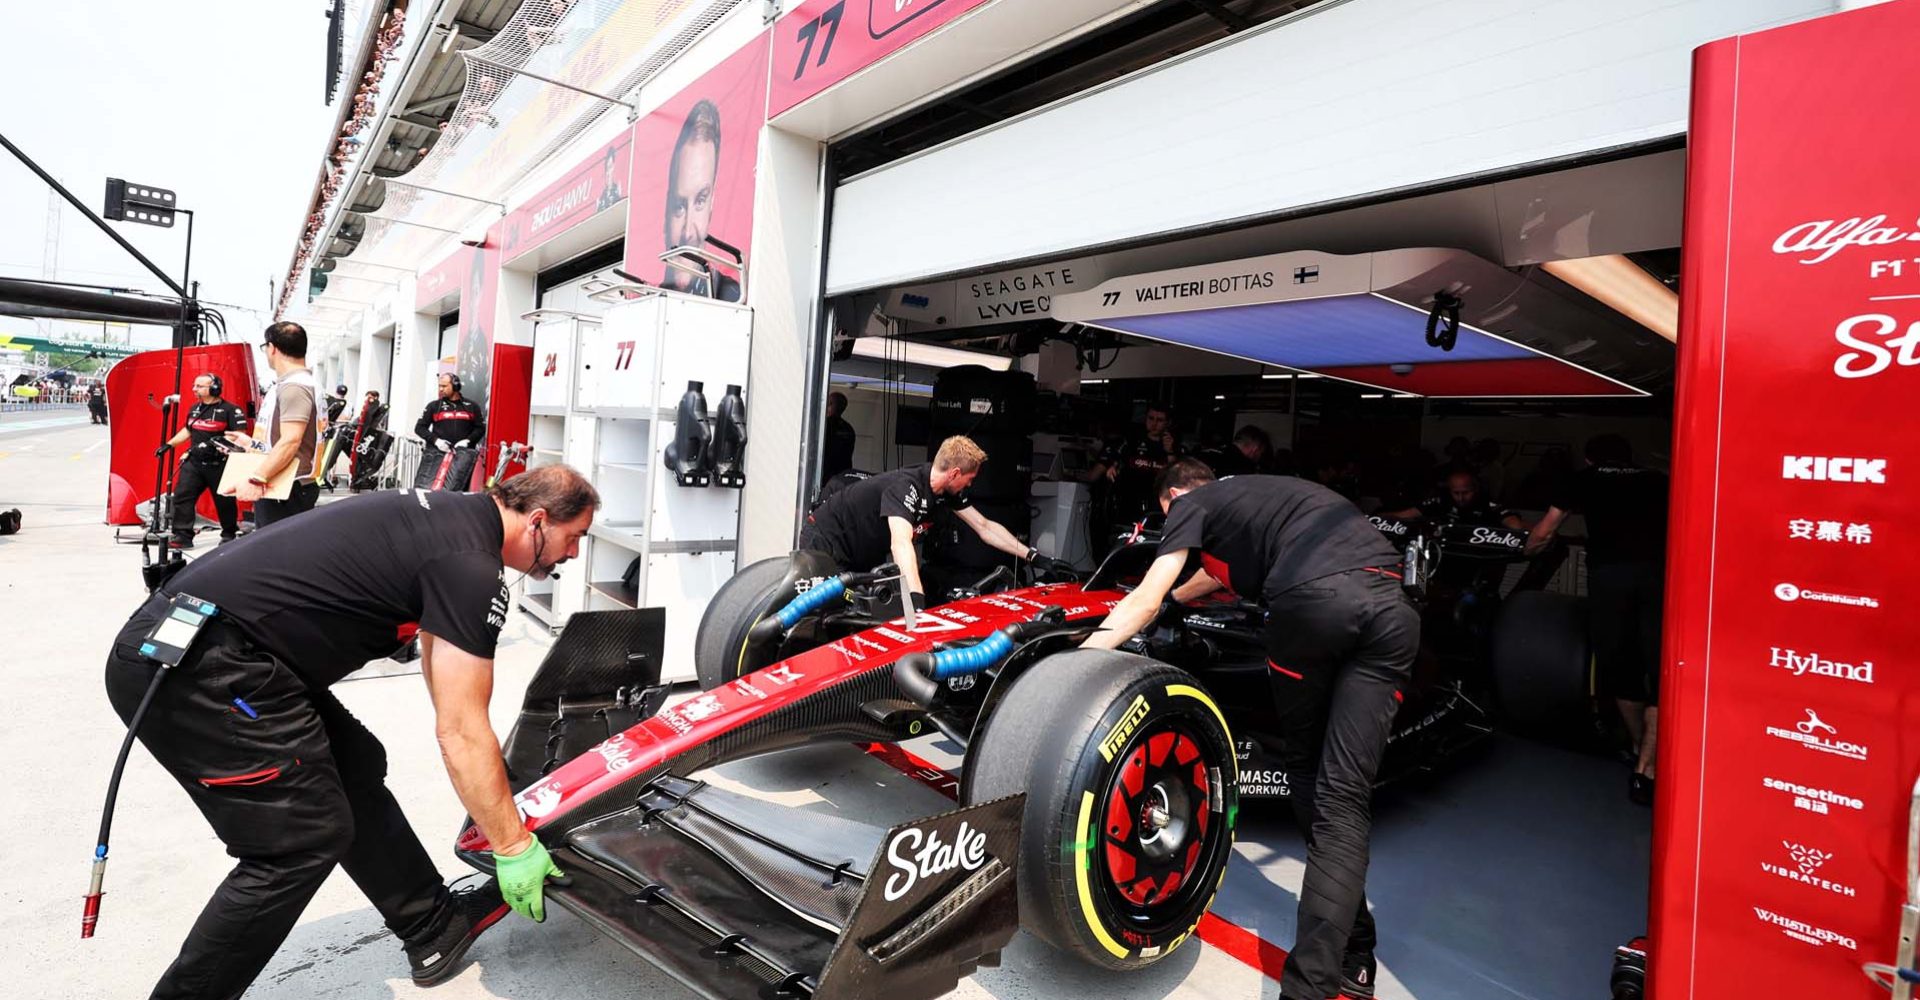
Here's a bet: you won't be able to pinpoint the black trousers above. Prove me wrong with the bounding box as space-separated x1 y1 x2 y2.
253 480 320 529
1262 568 1420 999
171 459 239 540
1588 560 1664 705
104 597 450 1000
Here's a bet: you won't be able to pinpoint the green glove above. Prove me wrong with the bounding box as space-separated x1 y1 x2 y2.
495 836 565 922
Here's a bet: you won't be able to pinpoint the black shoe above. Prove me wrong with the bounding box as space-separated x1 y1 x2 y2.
219 532 238 545
1340 954 1378 999
407 877 509 987
1629 773 1655 807
172 534 195 550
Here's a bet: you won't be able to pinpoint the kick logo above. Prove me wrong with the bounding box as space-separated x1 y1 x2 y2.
1782 455 1886 483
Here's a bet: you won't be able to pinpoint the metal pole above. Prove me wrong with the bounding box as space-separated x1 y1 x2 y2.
382 179 506 209
0 131 188 299
464 55 638 116
373 217 465 235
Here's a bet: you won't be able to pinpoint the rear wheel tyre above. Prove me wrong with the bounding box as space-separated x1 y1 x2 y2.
967 649 1237 971
1490 590 1596 743
693 556 796 690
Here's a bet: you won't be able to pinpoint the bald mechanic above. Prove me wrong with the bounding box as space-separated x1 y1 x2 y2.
1082 460 1417 1000
801 435 1046 609
103 465 597 999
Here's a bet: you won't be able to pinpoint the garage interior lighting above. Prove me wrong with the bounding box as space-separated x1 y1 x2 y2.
1261 373 1292 380
1080 378 1108 384
1360 393 1386 399
1541 254 1679 343
849 337 1013 371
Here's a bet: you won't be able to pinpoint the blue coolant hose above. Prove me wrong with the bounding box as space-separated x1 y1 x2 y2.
773 577 846 629
929 630 1015 680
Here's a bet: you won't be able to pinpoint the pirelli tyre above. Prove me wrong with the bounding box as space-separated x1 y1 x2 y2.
693 556 799 690
1490 590 1597 743
966 649 1237 971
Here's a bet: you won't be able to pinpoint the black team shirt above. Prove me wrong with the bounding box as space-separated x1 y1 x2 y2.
1158 475 1401 602
162 490 510 686
1550 464 1670 567
416 396 486 447
182 399 249 464
1414 495 1516 526
802 463 972 569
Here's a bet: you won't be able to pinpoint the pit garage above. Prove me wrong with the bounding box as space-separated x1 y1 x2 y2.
798 23 1692 988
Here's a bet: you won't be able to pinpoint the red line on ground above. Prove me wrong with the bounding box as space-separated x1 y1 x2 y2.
1196 911 1290 981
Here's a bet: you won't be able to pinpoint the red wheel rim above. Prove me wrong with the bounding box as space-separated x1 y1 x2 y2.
1098 719 1221 930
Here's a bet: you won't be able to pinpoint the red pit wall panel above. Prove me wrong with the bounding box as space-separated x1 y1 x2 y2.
1655 4 1920 997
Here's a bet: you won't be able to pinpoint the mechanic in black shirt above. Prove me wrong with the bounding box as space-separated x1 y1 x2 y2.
157 372 249 547
414 373 487 489
102 465 599 998
1085 401 1181 528
800 435 1039 608
87 382 108 424
1381 468 1525 529
821 390 857 478
1084 461 1416 1000
1527 434 1669 805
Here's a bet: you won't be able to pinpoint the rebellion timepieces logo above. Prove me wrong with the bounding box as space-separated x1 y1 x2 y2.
1766 708 1868 761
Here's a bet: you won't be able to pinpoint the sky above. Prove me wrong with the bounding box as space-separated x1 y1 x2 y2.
0 1 341 350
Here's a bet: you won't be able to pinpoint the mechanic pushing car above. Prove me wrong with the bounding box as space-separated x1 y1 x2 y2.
1082 459 1417 1000
414 372 486 489
800 435 1049 609
102 464 596 999
156 372 249 547
1526 433 1670 805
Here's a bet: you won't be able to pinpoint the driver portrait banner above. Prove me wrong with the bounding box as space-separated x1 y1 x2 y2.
622 34 769 302
1657 5 1920 997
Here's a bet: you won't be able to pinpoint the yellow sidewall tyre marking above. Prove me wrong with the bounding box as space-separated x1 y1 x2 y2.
1074 790 1132 960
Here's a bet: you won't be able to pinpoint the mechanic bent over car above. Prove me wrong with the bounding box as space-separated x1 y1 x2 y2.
1082 460 1418 1000
799 435 1046 609
157 372 248 547
414 372 486 490
102 464 596 999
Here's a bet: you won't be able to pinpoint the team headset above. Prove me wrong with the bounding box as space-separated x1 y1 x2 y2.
442 373 462 394
202 373 222 397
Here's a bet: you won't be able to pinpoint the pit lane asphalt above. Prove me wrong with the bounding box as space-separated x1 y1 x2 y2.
6 418 1272 999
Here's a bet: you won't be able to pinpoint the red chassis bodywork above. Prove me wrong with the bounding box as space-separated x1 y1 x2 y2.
457 583 1124 852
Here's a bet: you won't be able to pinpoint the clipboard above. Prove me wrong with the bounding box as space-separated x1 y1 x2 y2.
216 452 297 501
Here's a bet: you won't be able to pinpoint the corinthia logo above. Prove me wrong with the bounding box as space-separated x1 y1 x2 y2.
1773 583 1880 609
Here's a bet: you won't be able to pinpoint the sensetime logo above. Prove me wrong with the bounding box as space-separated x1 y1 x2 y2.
1773 583 1880 609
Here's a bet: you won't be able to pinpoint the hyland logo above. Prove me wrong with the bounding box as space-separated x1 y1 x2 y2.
1773 583 1880 609
1782 456 1886 483
1753 906 1858 950
1761 841 1856 897
1766 708 1868 761
1769 646 1875 684
1763 776 1865 815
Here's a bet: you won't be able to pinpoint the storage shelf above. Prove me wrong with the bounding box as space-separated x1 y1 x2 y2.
588 579 639 608
597 461 648 473
590 523 646 550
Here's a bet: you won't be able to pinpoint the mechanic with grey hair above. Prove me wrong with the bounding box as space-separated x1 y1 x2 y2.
104 464 599 999
1082 458 1416 1000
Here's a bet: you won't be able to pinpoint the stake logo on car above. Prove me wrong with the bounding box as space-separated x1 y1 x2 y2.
883 820 988 902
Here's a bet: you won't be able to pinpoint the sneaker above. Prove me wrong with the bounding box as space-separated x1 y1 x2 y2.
172 534 195 550
1340 954 1377 999
1628 772 1655 807
407 877 509 987
219 533 238 545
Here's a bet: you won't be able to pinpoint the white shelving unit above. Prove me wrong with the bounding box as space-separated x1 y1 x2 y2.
517 310 602 632
519 289 751 682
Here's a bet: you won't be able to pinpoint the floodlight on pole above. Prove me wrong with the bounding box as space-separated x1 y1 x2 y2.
104 179 179 228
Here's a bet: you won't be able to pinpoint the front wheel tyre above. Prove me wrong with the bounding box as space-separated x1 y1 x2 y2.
966 649 1237 970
